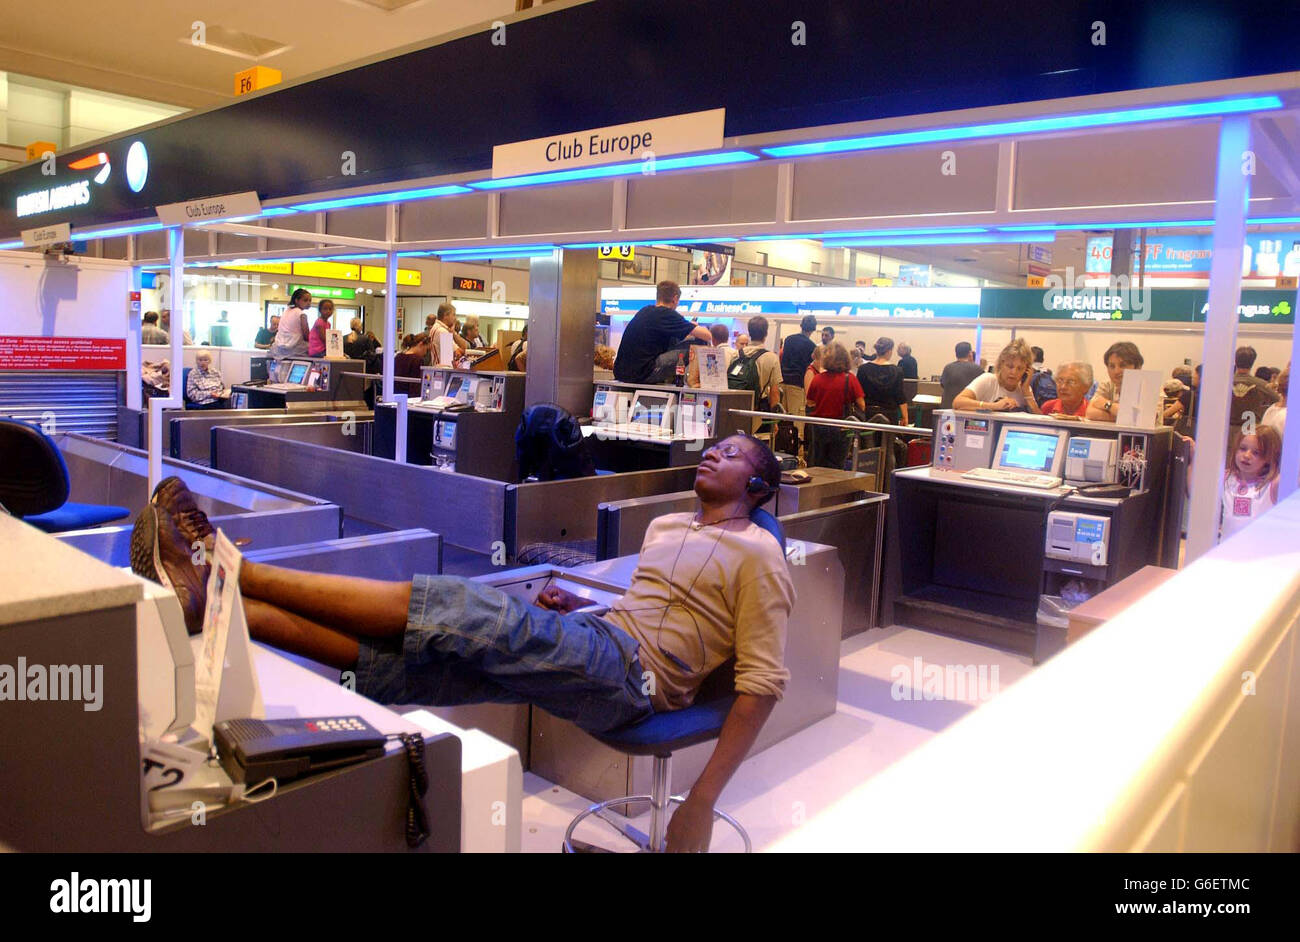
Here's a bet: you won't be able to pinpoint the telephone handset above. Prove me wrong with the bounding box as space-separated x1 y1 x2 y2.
214 715 386 786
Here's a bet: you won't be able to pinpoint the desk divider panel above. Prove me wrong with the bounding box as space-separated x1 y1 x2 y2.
214 425 508 554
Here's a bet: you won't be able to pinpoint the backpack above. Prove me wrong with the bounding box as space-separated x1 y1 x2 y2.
1231 378 1274 429
727 348 764 403
1031 369 1057 403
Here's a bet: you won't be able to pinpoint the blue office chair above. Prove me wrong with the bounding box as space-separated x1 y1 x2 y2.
0 419 131 533
563 506 784 853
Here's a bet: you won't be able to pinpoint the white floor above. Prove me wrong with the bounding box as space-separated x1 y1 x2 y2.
519 626 1035 852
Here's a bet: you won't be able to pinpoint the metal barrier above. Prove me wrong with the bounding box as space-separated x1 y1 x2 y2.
505 466 699 559
731 408 933 492
213 424 509 555
169 409 372 464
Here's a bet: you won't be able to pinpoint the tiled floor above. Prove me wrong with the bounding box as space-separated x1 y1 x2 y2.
519 625 1034 852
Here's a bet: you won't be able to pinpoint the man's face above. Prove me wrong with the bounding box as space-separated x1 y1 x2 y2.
822 329 833 345
1106 355 1129 387
694 436 762 505
270 315 281 329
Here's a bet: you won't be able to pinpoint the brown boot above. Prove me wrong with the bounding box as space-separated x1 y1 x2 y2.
130 504 209 635
151 476 215 554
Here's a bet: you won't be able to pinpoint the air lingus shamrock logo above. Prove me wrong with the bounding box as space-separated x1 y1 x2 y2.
1271 301 1291 317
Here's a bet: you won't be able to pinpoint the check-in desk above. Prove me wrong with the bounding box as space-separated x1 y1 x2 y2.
231 357 367 410
584 380 753 471
372 368 525 481
883 411 1179 663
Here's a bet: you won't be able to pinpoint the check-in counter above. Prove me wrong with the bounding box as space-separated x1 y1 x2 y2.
169 408 372 465
883 410 1181 662
142 345 272 387
372 368 525 480
230 357 368 410
584 380 753 471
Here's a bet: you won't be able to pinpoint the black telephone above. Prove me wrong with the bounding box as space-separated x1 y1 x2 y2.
215 715 386 786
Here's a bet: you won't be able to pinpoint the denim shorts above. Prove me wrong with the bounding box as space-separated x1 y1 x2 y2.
354 575 654 734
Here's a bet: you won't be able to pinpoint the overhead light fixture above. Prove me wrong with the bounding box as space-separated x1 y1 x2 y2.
0 239 22 250
561 238 737 249
761 95 1285 159
470 151 760 191
76 221 166 240
997 220 1215 231
290 185 472 212
436 244 556 261
745 227 988 241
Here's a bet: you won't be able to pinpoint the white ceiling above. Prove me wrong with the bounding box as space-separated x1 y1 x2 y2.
0 0 527 110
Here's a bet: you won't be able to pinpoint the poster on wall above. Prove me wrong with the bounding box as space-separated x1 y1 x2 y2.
689 243 735 286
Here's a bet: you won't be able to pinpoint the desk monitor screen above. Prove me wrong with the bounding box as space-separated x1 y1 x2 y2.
994 425 1069 476
305 367 322 390
445 375 464 401
285 362 310 385
629 392 674 429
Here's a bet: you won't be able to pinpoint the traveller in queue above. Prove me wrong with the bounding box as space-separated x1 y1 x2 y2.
896 342 918 380
779 314 818 417
806 341 865 469
268 289 312 380
613 280 712 384
1040 362 1093 417
857 336 909 424
1086 341 1145 422
820 325 835 348
160 309 193 345
430 303 468 366
254 314 280 351
395 333 429 378
804 343 824 393
940 341 983 409
131 438 794 853
185 351 230 410
461 316 486 349
507 326 528 371
141 311 168 345
953 338 1042 413
308 299 334 358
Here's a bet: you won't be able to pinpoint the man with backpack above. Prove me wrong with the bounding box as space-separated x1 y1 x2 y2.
728 316 781 433
1029 346 1057 403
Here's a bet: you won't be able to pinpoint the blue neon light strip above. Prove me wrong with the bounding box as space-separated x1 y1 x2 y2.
435 246 557 260
997 220 1215 231
75 221 167 239
290 184 472 212
824 232 1057 247
761 96 1284 158
745 227 988 241
0 239 22 250
560 238 737 249
470 151 759 191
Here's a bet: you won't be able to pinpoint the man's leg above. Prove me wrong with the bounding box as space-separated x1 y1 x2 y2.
358 575 651 732
239 559 412 638
244 597 362 669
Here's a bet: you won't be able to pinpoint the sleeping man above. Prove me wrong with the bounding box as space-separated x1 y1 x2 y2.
133 434 795 851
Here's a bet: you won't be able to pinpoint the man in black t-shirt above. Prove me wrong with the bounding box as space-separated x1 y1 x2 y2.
779 314 817 419
613 281 712 384
939 341 984 409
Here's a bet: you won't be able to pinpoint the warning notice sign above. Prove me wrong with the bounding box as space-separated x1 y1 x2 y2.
0 336 127 370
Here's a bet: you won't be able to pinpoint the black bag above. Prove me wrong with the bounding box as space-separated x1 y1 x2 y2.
773 419 800 455
727 348 764 402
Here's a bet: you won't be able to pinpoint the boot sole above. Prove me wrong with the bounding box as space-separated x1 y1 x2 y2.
129 506 172 589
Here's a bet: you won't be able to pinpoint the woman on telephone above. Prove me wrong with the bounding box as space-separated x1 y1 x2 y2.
952 338 1042 414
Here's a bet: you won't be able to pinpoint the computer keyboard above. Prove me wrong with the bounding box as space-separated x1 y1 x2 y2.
961 467 1062 489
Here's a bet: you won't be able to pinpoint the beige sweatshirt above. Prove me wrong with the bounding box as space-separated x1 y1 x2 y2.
602 512 795 712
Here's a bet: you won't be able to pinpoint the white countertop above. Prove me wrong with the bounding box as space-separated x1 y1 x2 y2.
0 514 143 626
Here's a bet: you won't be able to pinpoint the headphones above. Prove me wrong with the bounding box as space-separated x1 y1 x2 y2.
746 475 772 496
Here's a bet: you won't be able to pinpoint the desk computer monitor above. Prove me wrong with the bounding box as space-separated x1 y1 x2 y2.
992 424 1070 479
445 375 465 401
629 391 676 430
284 361 310 386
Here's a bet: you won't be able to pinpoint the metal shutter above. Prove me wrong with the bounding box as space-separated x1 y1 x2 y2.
0 371 122 439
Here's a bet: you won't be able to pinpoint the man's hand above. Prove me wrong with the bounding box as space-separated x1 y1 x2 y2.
666 794 715 852
535 585 584 613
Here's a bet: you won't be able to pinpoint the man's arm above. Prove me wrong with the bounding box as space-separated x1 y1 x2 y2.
665 693 776 852
688 324 713 344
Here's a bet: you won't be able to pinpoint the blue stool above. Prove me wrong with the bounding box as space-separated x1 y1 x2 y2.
0 419 130 533
563 689 751 853
563 507 784 853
